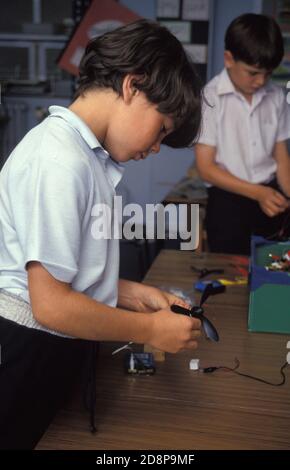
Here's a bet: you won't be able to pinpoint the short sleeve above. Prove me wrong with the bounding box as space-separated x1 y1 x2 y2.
11 155 90 283
276 88 290 142
196 89 217 147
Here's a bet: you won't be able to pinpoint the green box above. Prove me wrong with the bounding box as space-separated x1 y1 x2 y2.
248 236 290 334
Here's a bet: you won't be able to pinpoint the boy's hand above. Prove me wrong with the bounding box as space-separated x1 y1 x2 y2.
135 285 191 312
118 280 191 313
148 309 201 353
255 186 289 217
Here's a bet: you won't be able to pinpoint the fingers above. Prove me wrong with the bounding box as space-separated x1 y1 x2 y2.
260 194 288 217
191 317 202 329
190 328 202 339
258 187 289 216
168 294 191 310
268 190 288 212
272 190 288 206
143 288 177 311
173 299 191 309
263 206 280 218
180 327 201 351
263 204 285 218
182 340 199 351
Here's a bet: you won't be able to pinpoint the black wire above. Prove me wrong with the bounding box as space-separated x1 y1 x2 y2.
204 358 289 387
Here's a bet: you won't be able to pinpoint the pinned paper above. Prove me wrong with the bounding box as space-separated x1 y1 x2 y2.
160 20 191 43
182 0 209 21
157 0 180 19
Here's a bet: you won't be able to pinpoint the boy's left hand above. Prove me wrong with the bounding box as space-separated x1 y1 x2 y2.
133 284 190 313
118 279 190 312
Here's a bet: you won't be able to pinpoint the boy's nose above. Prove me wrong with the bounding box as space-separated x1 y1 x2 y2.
256 75 267 87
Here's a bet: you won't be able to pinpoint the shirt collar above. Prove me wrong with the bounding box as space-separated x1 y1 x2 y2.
107 158 125 188
48 105 104 151
48 106 124 189
217 69 236 96
217 68 272 100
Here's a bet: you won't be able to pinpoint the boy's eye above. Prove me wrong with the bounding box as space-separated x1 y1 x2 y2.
160 126 167 134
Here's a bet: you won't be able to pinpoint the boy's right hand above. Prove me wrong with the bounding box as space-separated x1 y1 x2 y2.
255 186 289 217
147 309 201 353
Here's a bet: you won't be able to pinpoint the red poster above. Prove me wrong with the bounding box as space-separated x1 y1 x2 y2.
58 0 141 76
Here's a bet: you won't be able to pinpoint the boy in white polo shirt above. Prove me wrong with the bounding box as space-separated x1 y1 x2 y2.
195 14 290 255
0 20 202 449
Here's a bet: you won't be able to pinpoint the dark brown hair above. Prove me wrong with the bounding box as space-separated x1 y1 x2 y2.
225 13 284 70
75 19 202 148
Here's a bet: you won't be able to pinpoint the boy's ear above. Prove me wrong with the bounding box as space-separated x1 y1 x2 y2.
224 50 235 69
122 74 139 104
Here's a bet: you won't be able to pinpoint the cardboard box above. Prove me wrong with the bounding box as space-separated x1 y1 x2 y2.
248 236 290 334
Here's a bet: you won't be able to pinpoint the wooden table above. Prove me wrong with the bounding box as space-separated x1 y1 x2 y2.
37 251 290 450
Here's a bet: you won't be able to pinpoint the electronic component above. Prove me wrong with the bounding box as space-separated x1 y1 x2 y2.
266 250 290 272
194 279 226 294
125 352 156 375
189 358 200 370
191 266 224 279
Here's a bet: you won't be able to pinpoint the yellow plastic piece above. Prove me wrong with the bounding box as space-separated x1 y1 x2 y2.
218 277 247 286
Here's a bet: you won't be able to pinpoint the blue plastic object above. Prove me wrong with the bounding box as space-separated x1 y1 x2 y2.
194 280 225 293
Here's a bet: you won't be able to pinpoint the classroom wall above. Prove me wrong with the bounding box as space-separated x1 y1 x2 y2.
118 0 262 208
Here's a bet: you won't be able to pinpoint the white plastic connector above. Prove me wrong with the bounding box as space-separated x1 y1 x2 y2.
189 358 200 370
287 341 290 365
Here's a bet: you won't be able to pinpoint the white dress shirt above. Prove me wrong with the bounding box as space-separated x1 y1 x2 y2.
197 68 290 184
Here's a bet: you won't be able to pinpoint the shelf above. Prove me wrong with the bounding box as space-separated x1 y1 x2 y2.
0 33 68 42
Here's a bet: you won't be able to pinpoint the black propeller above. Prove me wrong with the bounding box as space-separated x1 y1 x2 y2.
171 284 219 342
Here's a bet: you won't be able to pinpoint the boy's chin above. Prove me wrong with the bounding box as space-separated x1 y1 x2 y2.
111 151 146 163
245 86 263 95
111 153 133 163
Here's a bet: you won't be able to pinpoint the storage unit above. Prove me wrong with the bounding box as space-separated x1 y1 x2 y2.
248 236 290 334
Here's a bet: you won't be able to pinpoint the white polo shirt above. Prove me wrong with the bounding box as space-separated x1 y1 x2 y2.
198 68 290 184
0 106 124 334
